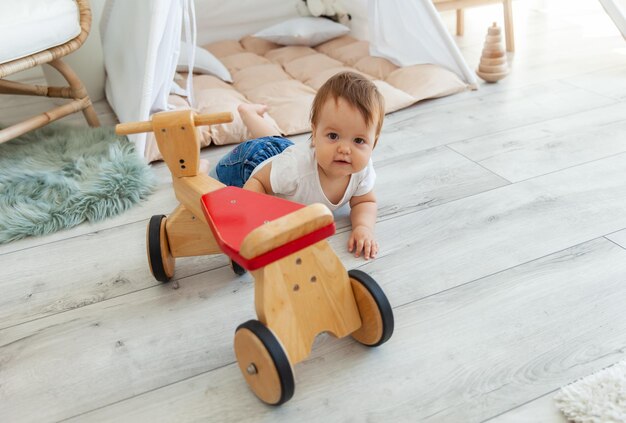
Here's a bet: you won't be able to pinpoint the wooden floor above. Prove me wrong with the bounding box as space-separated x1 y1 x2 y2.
2 1 626 422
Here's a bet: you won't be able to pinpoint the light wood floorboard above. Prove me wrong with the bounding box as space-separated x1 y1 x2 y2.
1 1 626 422
606 229 626 249
486 392 566 423
62 238 626 423
382 81 614 155
448 1 626 93
564 65 626 101
0 145 505 329
3 149 626 421
448 102 626 182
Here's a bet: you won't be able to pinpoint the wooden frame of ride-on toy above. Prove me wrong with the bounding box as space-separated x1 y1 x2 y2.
116 110 394 405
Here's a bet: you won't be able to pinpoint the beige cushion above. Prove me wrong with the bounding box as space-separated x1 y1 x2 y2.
315 35 358 56
194 88 280 145
203 40 245 58
220 52 271 74
194 87 247 112
195 88 247 146
240 35 280 56
144 35 470 162
386 64 467 101
372 80 416 113
328 40 370 66
265 46 317 66
245 80 316 135
283 53 344 82
190 74 236 91
305 66 372 91
354 56 400 80
233 63 290 94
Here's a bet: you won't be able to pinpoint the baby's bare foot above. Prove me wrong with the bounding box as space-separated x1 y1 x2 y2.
238 103 268 117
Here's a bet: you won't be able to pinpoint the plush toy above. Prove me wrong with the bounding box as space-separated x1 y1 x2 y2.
296 0 351 26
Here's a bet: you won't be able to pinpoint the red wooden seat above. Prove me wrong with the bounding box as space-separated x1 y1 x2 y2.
201 187 335 270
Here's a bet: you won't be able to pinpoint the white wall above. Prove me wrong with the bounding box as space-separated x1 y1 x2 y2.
194 0 299 45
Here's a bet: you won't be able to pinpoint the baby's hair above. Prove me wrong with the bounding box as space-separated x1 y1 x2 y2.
310 71 385 146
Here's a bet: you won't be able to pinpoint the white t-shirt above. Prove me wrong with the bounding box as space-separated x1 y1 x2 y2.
251 143 376 211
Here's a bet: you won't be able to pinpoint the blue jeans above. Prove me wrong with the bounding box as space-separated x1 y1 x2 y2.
210 136 293 187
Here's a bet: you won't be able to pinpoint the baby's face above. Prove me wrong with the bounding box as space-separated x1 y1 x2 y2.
311 97 377 179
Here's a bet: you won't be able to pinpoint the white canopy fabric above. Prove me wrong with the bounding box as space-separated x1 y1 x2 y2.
100 0 477 158
101 0 187 157
598 0 626 38
368 0 476 85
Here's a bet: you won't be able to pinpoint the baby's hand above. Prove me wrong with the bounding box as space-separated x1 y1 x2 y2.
348 225 378 260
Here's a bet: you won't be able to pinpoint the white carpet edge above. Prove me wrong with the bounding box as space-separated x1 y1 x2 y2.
554 359 626 423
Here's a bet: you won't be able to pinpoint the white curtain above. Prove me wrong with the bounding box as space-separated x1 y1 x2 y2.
598 0 626 38
101 0 186 158
367 0 477 85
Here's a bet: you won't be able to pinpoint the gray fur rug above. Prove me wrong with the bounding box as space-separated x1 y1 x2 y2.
0 124 155 244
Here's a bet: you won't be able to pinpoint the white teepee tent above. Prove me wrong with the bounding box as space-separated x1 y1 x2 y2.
598 0 626 38
100 0 477 157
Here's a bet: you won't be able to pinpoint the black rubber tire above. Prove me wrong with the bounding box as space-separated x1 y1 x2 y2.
348 269 394 347
235 320 295 405
147 215 172 283
231 260 247 276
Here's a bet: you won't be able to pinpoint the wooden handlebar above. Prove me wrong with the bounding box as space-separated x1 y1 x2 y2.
194 112 234 127
115 112 233 135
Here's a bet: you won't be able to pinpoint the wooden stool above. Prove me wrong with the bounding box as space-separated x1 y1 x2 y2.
116 110 394 405
433 0 515 52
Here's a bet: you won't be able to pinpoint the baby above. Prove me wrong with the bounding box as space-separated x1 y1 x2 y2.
208 71 384 260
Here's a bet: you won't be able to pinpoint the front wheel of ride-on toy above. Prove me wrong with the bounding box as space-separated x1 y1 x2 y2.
349 269 394 347
146 215 175 282
234 320 295 405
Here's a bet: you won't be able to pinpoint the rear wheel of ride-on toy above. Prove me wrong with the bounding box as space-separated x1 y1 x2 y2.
349 269 394 347
234 320 295 405
147 215 175 282
231 260 246 275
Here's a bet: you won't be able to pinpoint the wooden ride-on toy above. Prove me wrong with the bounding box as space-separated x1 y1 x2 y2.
116 110 394 405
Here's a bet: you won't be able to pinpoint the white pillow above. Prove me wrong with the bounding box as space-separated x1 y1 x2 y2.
177 42 232 82
254 17 349 47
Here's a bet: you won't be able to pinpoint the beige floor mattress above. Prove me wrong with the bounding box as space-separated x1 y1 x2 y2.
144 35 469 162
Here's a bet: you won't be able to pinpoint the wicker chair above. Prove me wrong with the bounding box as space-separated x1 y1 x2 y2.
0 0 100 144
